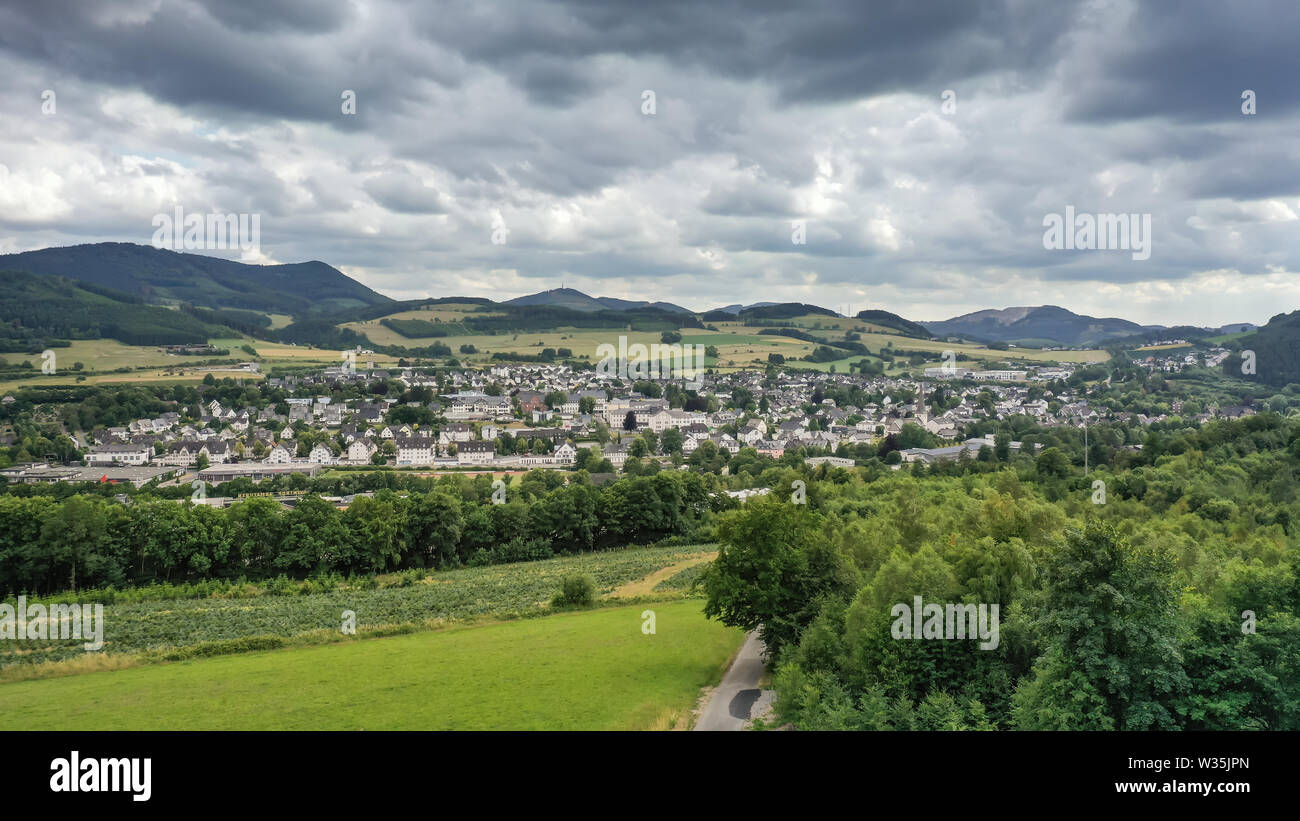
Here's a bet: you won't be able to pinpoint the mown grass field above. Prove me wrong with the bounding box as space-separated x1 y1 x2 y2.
0 600 743 730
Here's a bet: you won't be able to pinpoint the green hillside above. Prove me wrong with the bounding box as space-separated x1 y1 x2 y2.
0 270 229 349
1223 310 1300 387
0 243 392 318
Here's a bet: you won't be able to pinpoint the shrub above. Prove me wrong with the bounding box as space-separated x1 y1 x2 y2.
499 537 553 564
552 574 596 608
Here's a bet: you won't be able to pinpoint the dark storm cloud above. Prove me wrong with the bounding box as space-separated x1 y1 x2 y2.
409 0 1079 106
1061 0 1300 124
0 0 448 122
195 0 353 33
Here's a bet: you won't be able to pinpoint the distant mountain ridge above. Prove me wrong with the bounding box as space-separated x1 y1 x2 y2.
921 305 1146 346
0 244 1264 350
503 287 691 314
0 243 392 317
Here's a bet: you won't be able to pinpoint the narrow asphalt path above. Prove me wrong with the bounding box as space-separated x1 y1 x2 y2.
693 630 774 731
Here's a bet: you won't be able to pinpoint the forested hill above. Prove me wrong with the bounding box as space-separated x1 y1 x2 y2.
0 270 229 348
0 243 392 317
1224 310 1300 387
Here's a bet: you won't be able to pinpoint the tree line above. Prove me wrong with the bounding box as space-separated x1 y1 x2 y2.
0 470 727 596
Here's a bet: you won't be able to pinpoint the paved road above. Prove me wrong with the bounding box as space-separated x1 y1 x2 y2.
693 630 774 731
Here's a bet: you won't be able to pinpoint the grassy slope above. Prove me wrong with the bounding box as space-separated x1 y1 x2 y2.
0 600 743 730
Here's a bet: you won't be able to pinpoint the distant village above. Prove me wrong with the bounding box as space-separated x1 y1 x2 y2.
1132 345 1233 373
0 350 1258 489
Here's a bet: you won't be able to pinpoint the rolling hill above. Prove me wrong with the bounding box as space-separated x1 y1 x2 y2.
921 305 1144 346
0 243 392 318
854 309 932 338
504 288 691 314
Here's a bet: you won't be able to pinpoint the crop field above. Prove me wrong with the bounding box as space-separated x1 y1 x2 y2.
224 338 401 367
855 332 1110 364
0 600 744 730
0 370 217 391
378 304 507 323
0 339 259 390
653 561 710 592
0 545 716 670
0 335 387 391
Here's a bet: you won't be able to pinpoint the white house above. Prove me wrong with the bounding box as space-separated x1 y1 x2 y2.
395 437 434 466
347 439 378 464
553 442 578 464
456 441 497 465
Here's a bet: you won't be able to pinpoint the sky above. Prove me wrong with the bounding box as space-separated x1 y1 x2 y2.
1 0 1298 327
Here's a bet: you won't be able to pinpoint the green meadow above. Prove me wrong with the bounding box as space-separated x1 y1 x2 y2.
0 600 744 730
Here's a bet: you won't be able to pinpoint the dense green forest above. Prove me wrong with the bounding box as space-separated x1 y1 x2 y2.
700 413 1300 730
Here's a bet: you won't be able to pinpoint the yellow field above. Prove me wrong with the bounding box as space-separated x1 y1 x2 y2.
0 335 399 392
0 339 176 371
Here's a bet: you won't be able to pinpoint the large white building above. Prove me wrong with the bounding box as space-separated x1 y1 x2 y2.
395 437 435 466
86 443 152 465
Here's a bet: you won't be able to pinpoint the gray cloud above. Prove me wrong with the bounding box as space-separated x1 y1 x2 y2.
0 0 1297 326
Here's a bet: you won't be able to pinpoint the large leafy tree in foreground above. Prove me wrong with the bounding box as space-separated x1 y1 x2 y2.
701 494 857 658
1011 520 1189 730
